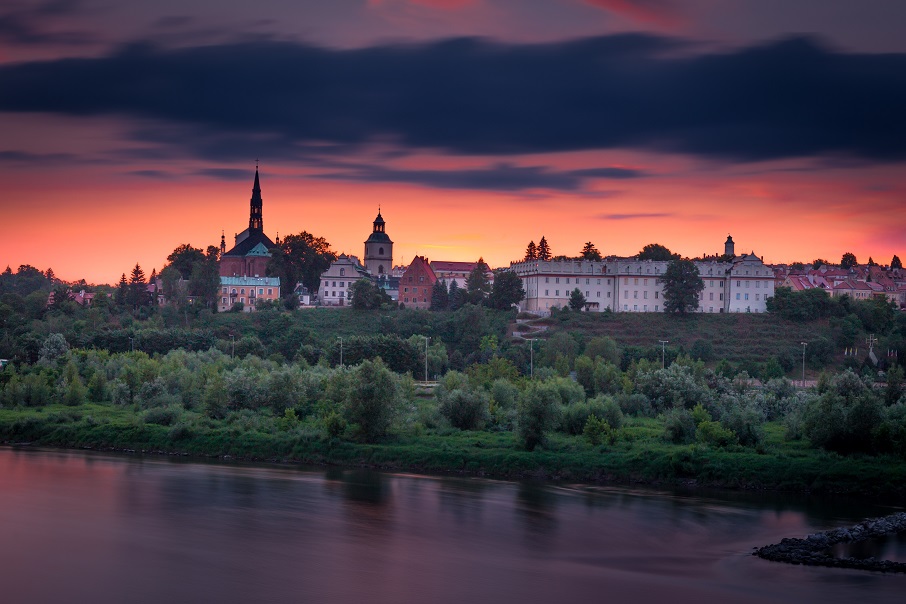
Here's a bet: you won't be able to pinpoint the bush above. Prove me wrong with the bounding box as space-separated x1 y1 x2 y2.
615 392 652 417
583 415 615 446
719 398 765 447
516 381 562 451
344 359 401 442
144 407 181 426
696 420 737 447
438 387 489 431
802 370 884 453
663 408 696 444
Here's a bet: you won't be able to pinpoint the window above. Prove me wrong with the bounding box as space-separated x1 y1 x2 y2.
556 278 560 284
634 278 639 285
623 305 628 310
655 305 659 311
586 278 590 285
231 288 236 294
596 291 600 298
240 297 245 303
222 287 227 294
419 276 424 283
655 291 659 299
556 290 560 296
607 292 611 298
736 293 741 300
585 291 589 297
379 247 384 255
258 288 263 295
268 289 272 295
633 305 638 311
332 282 336 287
746 281 750 288
241 288 245 295
404 287 409 293
565 278 569 284
634 291 638 299
709 292 714 301
340 268 345 276
745 293 749 300
643 291 648 299
720 293 723 300
404 297 409 303
597 279 601 285
709 280 713 287
545 277 549 283
644 305 648 311
709 307 713 312
545 290 549 296
643 279 648 286
756 294 760 301
624 278 628 285
221 297 226 304
623 290 628 298
756 281 760 288
736 280 741 287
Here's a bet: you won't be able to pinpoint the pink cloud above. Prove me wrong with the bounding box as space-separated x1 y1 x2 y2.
582 0 683 28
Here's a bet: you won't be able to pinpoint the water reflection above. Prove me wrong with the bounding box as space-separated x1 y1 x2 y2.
0 448 903 604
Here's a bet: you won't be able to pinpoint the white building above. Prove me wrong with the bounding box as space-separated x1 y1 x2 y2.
318 254 369 306
511 243 774 314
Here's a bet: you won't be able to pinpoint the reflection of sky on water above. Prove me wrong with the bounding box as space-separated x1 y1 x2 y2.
0 448 903 604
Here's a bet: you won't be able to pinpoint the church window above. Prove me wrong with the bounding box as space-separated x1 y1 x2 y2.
379 265 384 274
379 247 384 255
240 289 245 295
231 289 236 294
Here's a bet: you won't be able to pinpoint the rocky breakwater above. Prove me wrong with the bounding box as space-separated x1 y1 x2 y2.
754 512 906 573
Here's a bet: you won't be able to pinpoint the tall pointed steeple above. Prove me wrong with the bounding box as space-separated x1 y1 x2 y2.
249 164 263 232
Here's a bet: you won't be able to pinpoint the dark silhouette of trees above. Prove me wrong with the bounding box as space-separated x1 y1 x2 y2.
537 236 552 261
268 232 336 295
524 241 538 261
840 252 858 269
489 270 525 310
430 279 449 310
892 255 903 269
568 288 586 311
638 243 675 261
580 242 602 261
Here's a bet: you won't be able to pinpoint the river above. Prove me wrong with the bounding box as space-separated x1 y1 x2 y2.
0 448 903 603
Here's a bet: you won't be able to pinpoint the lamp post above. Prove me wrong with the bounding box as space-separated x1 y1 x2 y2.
230 334 235 360
527 338 537 379
659 340 669 369
338 337 343 368
129 337 134 353
424 336 430 382
800 342 807 387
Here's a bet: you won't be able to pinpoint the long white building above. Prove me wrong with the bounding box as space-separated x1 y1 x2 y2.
510 242 775 314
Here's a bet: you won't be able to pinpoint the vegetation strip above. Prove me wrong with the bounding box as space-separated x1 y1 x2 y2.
754 512 906 572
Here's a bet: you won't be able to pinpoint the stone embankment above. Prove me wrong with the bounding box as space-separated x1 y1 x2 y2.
754 512 906 573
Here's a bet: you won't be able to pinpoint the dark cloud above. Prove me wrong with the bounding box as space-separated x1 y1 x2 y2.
0 0 97 46
195 168 253 180
0 150 76 163
313 162 643 191
125 169 178 179
1 34 905 162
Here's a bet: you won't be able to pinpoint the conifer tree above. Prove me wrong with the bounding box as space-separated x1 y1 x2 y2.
448 280 462 311
580 242 602 261
465 258 491 305
892 255 903 270
537 236 552 261
128 263 149 309
430 279 449 310
524 241 538 261
115 273 128 306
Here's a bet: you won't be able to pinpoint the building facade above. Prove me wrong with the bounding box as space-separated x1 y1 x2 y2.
218 276 281 312
400 256 437 309
511 240 775 314
319 254 369 306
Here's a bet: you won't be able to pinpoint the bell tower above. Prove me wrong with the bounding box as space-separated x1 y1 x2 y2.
364 208 393 276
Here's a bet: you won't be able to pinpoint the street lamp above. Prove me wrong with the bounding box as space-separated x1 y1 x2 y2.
129 337 134 353
659 340 669 369
230 334 235 359
527 338 537 379
424 336 430 382
338 337 343 368
800 342 807 387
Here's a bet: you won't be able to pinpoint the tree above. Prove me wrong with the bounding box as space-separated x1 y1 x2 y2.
524 241 538 261
127 263 149 309
840 252 858 269
537 236 552 261
167 244 206 280
115 273 128 306
430 279 449 310
659 258 704 314
268 232 336 295
447 280 463 311
188 246 221 308
464 259 491 305
812 258 830 269
580 242 602 261
892 255 903 270
638 243 675 261
868 256 876 266
489 270 525 310
516 381 561 451
159 265 186 308
350 279 390 309
568 288 586 311
344 359 401 442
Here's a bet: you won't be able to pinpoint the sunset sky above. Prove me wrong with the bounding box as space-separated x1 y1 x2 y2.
1 0 905 284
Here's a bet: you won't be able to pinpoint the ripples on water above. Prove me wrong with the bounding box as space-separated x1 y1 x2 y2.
0 448 902 603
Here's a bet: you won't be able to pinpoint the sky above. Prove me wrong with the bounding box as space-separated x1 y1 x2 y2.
1 0 905 284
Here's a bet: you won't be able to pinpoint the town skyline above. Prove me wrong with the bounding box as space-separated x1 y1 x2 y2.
2 1 905 283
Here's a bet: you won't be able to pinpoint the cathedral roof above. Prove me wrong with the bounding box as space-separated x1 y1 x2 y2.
365 231 392 244
223 230 275 257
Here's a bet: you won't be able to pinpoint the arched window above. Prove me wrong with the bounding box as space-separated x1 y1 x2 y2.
340 268 345 276
378 265 384 274
379 247 384 255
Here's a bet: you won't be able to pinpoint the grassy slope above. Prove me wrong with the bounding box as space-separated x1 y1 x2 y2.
4 405 904 497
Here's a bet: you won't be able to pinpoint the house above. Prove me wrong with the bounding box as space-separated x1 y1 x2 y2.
318 254 369 306
400 256 437 309
218 276 280 312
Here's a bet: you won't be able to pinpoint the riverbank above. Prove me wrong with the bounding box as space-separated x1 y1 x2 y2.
3 406 906 497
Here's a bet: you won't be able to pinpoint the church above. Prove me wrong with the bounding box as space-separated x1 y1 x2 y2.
217 167 281 312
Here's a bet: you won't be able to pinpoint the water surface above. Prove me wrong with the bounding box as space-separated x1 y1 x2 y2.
0 448 902 603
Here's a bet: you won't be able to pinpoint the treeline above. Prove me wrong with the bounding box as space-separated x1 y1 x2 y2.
2 330 904 459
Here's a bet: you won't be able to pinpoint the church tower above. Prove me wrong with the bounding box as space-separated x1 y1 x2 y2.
364 209 393 276
249 168 263 232
724 235 735 257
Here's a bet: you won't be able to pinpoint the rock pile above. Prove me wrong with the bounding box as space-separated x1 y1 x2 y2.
754 512 906 573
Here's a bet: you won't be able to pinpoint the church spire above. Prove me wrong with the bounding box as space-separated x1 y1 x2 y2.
249 163 263 232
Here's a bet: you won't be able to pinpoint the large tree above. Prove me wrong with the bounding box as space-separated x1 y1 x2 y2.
489 270 525 310
268 232 336 296
638 243 675 261
127 263 150 309
167 244 206 280
580 242 602 261
464 259 491 305
350 279 390 310
188 246 222 308
840 252 858 269
892 255 903 270
524 241 538 261
537 236 552 261
659 258 704 314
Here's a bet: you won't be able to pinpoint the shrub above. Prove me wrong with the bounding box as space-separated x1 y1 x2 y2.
663 408 696 444
719 400 764 447
516 381 562 451
344 359 401 442
615 392 652 417
438 387 489 431
802 370 884 453
144 407 181 426
583 415 615 446
697 420 737 447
